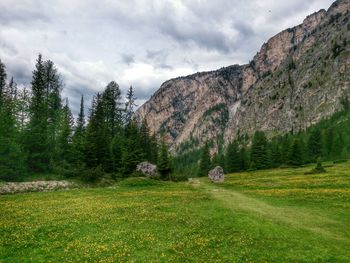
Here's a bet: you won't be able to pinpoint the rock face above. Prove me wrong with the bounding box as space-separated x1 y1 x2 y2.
136 162 158 178
135 0 350 152
208 166 225 183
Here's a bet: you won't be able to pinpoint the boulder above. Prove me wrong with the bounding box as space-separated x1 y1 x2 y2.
208 166 225 183
136 162 158 178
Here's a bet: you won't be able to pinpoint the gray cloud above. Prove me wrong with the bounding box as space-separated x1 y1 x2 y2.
0 0 335 115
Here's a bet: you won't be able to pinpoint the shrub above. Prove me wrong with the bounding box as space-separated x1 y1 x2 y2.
305 159 326 175
82 165 105 182
171 173 189 182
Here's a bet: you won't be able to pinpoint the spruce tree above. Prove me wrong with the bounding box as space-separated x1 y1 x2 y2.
0 64 24 180
226 141 241 173
239 147 248 171
158 137 172 180
72 95 86 165
0 59 6 107
197 143 211 176
102 81 122 137
57 99 74 163
124 85 137 125
307 128 322 162
250 131 270 170
25 54 50 172
288 139 303 166
122 121 145 175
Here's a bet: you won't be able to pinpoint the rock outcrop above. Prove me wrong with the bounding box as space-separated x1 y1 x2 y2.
136 162 158 178
0 181 74 195
208 166 225 183
136 0 350 152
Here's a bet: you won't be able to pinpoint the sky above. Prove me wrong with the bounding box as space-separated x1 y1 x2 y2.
0 0 335 114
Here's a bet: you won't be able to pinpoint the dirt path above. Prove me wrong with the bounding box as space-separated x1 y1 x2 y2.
195 181 349 242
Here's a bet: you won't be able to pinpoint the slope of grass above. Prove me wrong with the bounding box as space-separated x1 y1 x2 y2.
1 164 350 262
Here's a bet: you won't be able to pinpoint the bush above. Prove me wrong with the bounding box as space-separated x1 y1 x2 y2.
333 159 348 164
82 165 105 182
305 160 326 175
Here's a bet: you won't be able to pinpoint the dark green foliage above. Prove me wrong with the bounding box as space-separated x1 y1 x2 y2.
82 165 105 182
157 137 172 180
288 139 303 167
71 95 86 166
122 122 145 175
197 144 211 177
225 141 241 173
250 131 270 170
57 100 74 163
305 159 326 175
124 85 137 125
307 128 322 162
25 54 50 172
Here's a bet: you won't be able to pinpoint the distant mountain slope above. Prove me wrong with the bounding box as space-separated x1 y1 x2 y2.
136 0 350 151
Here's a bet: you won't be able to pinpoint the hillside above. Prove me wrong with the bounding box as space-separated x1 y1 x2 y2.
136 0 350 151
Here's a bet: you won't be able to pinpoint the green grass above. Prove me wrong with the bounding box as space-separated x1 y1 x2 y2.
1 163 350 262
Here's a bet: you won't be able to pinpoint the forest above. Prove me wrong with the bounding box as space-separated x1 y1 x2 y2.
1 54 349 183
0 55 172 182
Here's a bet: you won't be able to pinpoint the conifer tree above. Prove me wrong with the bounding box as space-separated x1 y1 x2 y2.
288 139 303 166
102 81 122 137
307 128 322 162
124 85 137 125
57 99 74 163
239 147 249 171
72 95 86 165
158 137 172 180
250 131 270 170
0 63 24 180
25 54 50 172
197 143 211 176
0 59 6 107
226 141 241 173
122 121 145 175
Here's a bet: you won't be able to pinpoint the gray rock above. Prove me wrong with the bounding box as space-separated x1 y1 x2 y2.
208 166 225 183
136 162 158 178
0 180 74 195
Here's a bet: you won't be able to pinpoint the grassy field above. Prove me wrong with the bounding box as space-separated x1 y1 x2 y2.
1 163 350 262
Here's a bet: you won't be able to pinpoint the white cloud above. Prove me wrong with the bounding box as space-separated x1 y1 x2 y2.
0 0 335 115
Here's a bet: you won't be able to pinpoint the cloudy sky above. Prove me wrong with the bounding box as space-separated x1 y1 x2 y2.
0 0 334 114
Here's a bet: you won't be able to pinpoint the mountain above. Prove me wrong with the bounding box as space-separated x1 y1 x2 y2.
135 0 350 152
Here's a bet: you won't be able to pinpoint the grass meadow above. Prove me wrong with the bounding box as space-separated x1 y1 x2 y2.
1 162 350 262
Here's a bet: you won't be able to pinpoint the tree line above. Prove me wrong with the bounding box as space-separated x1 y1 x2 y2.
195 103 350 176
0 55 172 182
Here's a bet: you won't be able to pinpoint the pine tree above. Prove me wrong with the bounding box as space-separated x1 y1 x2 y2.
124 85 137 125
197 143 211 176
331 131 344 160
72 95 86 165
288 139 303 166
102 81 122 137
226 141 241 173
0 63 25 181
25 54 50 172
158 137 172 180
140 119 158 163
250 131 270 170
44 60 62 164
0 59 6 108
239 147 249 171
57 99 74 163
84 93 109 169
122 121 145 175
307 128 322 162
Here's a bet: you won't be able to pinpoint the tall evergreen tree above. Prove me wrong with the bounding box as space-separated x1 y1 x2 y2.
226 141 241 173
102 81 122 137
197 143 211 176
239 146 249 171
124 85 137 125
122 121 145 175
25 54 50 172
158 137 172 180
288 139 303 166
57 99 74 163
72 95 86 165
307 128 322 162
0 64 24 180
0 59 6 108
250 131 270 170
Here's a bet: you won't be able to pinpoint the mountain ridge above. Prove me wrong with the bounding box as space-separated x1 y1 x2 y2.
136 0 350 151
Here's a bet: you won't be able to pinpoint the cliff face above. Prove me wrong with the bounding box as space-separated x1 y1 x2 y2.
136 0 350 151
